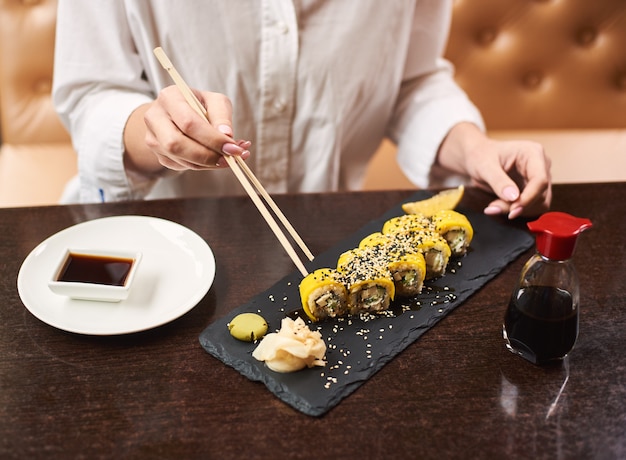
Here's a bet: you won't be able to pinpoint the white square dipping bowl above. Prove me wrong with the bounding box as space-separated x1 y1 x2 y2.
48 249 142 302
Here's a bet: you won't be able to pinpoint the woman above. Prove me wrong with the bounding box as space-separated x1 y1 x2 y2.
53 0 551 218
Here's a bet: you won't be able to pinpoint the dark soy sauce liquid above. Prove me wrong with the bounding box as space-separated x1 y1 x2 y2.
504 286 578 364
58 253 134 286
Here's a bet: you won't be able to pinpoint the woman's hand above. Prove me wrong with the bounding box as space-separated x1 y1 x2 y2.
437 122 552 219
123 85 250 176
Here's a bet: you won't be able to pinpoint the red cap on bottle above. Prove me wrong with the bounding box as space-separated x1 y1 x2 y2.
527 212 592 260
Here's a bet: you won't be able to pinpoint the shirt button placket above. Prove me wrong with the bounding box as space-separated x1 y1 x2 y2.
256 1 298 192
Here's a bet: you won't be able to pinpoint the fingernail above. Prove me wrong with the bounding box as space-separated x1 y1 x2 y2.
221 142 243 156
508 206 523 220
216 156 227 167
484 205 503 215
503 186 519 202
238 140 252 149
241 150 251 160
218 124 233 136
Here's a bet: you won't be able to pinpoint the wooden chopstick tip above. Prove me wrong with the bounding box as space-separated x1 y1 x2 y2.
153 47 173 71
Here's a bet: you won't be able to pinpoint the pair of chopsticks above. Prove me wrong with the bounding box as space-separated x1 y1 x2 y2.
153 47 313 277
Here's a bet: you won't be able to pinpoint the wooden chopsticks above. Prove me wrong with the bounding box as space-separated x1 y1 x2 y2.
153 47 313 277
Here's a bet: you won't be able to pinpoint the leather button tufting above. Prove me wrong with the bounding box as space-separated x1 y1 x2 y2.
577 27 598 47
522 71 544 89
476 28 497 46
616 73 626 91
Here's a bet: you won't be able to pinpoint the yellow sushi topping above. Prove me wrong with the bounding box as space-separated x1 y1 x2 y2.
430 209 474 256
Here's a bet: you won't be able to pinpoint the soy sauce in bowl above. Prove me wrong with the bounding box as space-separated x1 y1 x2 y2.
49 249 142 302
58 253 134 286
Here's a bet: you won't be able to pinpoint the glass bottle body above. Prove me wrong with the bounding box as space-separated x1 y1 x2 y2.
503 253 579 365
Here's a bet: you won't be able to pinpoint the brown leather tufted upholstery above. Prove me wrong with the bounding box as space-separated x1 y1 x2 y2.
0 0 76 207
448 0 626 130
364 0 626 189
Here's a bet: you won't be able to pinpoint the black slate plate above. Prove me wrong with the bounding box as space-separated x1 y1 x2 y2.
199 192 533 416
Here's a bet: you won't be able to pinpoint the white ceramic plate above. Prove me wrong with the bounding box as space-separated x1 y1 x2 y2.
17 215 216 335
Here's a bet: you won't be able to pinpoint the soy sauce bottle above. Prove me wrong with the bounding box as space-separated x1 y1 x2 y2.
503 212 592 365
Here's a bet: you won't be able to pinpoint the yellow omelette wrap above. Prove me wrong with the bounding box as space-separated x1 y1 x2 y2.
299 268 348 321
430 209 474 256
336 247 395 315
392 229 451 279
386 251 426 297
358 232 393 250
359 232 426 297
381 214 432 235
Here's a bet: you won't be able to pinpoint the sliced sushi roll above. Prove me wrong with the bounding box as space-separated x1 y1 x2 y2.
429 209 474 256
299 268 348 321
336 247 395 315
358 231 393 250
392 229 451 279
386 251 426 297
359 232 426 297
381 214 432 235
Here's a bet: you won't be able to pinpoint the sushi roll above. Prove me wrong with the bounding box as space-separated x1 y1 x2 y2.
392 229 451 279
381 216 451 279
336 247 395 315
386 251 426 297
381 214 432 235
358 231 393 250
299 268 348 321
359 232 426 297
430 209 474 256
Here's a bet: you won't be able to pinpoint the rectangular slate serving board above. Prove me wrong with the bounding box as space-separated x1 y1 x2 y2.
199 192 533 416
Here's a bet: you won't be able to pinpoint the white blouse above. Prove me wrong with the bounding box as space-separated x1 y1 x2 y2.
53 0 484 203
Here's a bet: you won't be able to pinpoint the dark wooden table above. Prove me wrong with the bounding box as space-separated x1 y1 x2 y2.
1 183 624 459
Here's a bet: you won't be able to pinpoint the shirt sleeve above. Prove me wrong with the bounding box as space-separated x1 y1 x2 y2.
388 0 485 189
52 1 156 203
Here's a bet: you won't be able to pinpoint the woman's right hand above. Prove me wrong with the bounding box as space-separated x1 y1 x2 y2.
125 85 250 176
